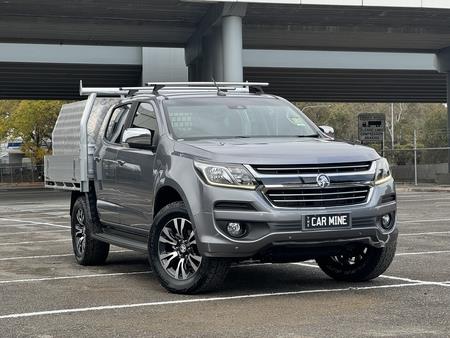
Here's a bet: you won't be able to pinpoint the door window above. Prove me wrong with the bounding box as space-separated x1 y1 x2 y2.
131 102 158 144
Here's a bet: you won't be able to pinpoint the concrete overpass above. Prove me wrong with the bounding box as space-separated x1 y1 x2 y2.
1 0 450 170
0 0 450 101
0 43 445 102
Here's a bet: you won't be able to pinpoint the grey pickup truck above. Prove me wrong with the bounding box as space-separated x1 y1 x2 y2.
45 82 397 294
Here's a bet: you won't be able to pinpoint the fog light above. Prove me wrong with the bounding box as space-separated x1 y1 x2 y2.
381 214 392 229
227 222 245 237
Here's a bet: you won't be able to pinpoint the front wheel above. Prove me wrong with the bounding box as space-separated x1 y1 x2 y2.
148 201 230 294
316 239 397 282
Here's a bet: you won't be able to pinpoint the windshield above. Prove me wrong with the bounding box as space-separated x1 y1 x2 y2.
164 97 318 140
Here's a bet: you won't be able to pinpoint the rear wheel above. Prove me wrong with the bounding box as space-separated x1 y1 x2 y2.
148 201 230 294
316 239 397 282
71 196 109 266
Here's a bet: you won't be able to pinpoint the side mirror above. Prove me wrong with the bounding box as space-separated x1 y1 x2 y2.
319 125 335 139
122 127 153 149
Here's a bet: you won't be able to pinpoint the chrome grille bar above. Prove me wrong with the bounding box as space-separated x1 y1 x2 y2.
264 185 371 208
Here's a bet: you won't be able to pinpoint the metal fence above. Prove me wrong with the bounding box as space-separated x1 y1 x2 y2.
0 164 44 184
1 148 449 186
384 148 449 185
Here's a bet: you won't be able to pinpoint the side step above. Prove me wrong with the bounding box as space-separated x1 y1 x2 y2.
92 232 148 252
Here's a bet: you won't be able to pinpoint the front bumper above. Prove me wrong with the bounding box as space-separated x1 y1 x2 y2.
193 178 397 258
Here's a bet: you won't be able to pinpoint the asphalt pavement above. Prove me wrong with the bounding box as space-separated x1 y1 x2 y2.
0 188 449 337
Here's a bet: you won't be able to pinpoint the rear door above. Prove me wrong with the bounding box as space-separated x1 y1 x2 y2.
115 101 159 230
96 103 133 225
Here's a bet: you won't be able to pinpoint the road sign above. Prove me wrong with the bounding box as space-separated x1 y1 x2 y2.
358 113 385 144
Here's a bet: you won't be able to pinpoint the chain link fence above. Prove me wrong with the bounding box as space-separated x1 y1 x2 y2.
381 128 449 184
384 148 449 184
0 164 44 184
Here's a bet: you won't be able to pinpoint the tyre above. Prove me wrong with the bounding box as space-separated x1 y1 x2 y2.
148 201 230 294
316 239 397 282
71 196 110 266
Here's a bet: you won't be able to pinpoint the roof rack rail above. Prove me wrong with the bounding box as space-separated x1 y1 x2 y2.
79 80 269 97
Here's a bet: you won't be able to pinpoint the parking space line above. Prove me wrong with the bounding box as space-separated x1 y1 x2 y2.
0 271 151 285
0 239 71 246
379 275 450 287
0 229 69 236
400 231 450 236
0 250 130 261
397 218 450 224
399 198 450 202
0 282 427 320
292 262 449 287
396 250 450 256
0 218 69 229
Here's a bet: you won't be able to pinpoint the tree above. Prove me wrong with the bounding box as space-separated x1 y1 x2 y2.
2 100 65 165
0 100 20 140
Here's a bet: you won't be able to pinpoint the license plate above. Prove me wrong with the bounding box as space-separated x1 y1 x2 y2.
304 213 351 230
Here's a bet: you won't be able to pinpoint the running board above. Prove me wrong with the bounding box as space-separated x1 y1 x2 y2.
92 233 148 252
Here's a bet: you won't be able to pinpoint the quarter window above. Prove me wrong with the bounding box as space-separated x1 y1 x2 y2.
105 105 131 143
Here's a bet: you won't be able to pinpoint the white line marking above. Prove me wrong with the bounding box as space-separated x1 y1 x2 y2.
0 229 69 236
0 239 71 246
398 218 450 224
0 271 151 285
0 218 69 229
401 231 450 236
0 253 73 261
0 250 130 261
396 250 450 256
399 198 450 202
379 275 449 287
292 262 450 287
0 282 426 320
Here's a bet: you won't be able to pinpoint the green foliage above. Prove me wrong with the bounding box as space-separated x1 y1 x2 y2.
297 101 448 165
0 100 20 140
0 100 65 164
420 106 447 148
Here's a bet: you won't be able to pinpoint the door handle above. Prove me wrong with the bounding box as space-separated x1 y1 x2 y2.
117 160 126 166
94 156 101 162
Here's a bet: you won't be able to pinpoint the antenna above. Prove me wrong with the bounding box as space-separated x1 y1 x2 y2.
212 78 226 96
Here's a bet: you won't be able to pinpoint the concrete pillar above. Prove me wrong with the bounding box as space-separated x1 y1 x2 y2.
212 26 224 81
436 48 450 173
142 47 187 84
222 15 243 82
447 74 450 173
201 35 214 81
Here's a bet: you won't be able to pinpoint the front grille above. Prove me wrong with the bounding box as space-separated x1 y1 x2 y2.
265 186 371 208
252 162 372 175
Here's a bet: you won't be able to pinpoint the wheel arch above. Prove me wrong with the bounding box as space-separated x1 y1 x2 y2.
70 182 98 219
153 181 192 221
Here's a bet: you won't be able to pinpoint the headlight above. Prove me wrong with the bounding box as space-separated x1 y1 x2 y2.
374 158 392 185
194 161 257 190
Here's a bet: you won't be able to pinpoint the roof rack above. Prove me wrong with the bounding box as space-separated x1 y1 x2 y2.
79 80 269 97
